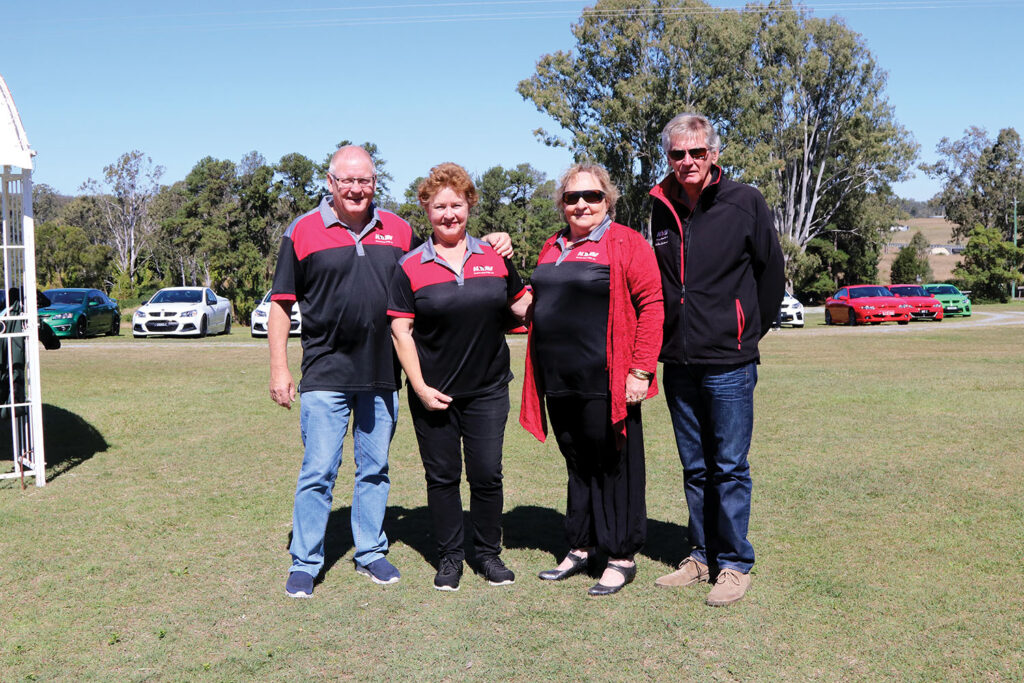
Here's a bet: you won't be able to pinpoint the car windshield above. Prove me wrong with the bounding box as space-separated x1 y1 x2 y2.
263 291 272 304
850 286 893 298
927 285 958 295
45 290 85 305
890 285 927 296
151 289 202 304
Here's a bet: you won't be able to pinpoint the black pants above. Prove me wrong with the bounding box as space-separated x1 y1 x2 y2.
408 384 509 563
546 396 646 558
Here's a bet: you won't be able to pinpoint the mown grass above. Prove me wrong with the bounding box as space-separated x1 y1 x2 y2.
1 306 1022 681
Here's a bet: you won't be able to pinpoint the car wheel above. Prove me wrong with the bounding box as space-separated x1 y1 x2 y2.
108 316 120 336
76 317 88 338
197 315 208 338
847 308 857 326
824 310 832 325
222 315 231 335
898 320 909 325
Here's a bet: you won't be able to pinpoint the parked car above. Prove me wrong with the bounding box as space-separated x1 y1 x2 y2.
250 291 301 338
133 287 232 338
923 283 972 317
38 288 120 338
886 284 944 321
824 285 912 326
778 291 805 327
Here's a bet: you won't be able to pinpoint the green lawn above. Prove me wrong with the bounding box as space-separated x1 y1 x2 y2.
2 306 1022 681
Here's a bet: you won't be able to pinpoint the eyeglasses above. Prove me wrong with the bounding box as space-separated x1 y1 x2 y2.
330 173 376 187
562 190 606 205
667 147 709 161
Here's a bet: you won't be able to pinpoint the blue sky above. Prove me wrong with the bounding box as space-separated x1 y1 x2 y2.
4 1 1022 203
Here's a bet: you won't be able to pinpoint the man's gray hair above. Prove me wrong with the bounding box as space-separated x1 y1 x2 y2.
661 113 720 154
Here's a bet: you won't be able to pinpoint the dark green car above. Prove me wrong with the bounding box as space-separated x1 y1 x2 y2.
39 288 121 338
923 283 972 317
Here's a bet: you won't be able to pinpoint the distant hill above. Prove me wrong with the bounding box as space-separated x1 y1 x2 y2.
879 217 960 283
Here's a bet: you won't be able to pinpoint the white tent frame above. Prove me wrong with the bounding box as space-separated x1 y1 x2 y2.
0 73 45 487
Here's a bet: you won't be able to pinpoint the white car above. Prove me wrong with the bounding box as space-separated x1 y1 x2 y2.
778 291 805 328
250 291 302 338
133 287 233 338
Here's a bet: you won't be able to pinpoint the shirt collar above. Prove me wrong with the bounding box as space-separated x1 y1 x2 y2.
557 214 612 249
419 233 486 263
319 195 382 232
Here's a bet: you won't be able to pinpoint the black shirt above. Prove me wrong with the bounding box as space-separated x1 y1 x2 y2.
387 235 526 398
271 198 420 392
531 219 611 398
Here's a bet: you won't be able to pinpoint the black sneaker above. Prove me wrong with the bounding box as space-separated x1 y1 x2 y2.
481 556 516 586
434 556 463 592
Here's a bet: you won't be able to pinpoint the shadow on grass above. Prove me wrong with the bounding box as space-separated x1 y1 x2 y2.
303 503 691 583
0 404 108 483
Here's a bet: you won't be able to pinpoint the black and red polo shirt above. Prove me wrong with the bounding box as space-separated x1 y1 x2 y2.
530 217 612 398
387 235 526 398
271 197 419 392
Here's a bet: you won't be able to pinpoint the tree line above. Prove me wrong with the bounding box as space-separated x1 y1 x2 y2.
32 0 1022 311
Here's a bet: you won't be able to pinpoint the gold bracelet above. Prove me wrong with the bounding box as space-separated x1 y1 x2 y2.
628 368 653 380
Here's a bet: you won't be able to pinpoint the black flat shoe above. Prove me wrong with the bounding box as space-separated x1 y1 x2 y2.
587 562 637 596
538 551 589 581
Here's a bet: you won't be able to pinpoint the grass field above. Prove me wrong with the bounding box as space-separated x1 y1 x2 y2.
2 307 1023 681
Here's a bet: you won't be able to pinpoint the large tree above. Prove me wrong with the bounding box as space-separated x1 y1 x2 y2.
922 127 1024 241
889 231 933 285
518 0 915 255
952 225 1024 302
81 151 165 297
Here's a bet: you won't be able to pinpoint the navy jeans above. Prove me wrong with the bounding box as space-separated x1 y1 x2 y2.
662 362 757 573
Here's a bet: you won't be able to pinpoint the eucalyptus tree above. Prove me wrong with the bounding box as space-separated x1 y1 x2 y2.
518 0 916 254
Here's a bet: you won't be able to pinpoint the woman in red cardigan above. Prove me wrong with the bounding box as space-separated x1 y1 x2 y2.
520 164 663 596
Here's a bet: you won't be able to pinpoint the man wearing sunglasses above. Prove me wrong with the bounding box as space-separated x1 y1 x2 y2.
649 113 784 607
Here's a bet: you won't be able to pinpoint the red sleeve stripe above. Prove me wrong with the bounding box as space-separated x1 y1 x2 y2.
271 293 297 302
511 287 528 301
386 309 415 319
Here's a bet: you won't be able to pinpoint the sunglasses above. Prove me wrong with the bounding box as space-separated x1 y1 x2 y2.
562 190 606 205
667 147 709 161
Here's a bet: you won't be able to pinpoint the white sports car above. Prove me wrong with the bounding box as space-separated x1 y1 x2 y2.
133 287 233 338
250 291 302 338
778 291 805 328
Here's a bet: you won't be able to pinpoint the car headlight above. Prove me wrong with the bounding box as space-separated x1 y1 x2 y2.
180 310 197 318
135 310 147 318
253 309 267 319
51 312 74 320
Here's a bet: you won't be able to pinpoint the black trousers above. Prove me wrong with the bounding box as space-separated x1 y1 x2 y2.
408 384 509 563
546 396 646 558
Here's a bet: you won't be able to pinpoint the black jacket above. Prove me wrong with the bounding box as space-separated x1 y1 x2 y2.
650 167 785 365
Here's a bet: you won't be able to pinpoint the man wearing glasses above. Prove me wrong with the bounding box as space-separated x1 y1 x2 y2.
268 145 510 597
648 113 784 606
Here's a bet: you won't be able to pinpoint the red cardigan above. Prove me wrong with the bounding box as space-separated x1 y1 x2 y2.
520 222 664 442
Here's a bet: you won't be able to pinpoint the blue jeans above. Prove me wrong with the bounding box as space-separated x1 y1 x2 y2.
662 362 757 573
289 390 398 577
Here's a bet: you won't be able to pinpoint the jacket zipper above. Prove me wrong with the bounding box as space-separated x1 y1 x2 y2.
735 298 745 350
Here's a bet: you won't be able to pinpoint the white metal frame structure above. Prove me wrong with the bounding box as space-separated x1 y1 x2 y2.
0 73 45 487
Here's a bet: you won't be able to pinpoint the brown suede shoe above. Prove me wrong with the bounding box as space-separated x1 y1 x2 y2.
654 556 709 588
706 568 751 606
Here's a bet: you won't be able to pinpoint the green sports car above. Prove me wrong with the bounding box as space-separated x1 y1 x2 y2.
923 284 972 317
39 288 121 338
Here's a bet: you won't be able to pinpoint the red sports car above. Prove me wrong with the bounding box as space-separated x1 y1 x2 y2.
886 284 944 321
824 285 912 326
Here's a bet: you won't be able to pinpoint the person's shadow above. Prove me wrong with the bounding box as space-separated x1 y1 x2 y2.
0 404 107 483
293 502 691 583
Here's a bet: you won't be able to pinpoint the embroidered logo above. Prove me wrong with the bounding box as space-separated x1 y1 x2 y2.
574 250 600 260
654 230 670 246
472 265 495 274
374 233 395 243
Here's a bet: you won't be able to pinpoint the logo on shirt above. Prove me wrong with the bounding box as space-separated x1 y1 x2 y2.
574 250 600 261
654 230 670 246
472 265 495 274
374 233 395 243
